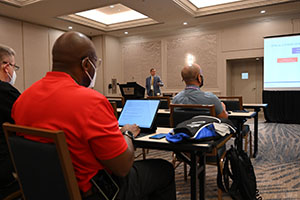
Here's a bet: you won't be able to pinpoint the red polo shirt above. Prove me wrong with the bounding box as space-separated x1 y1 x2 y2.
12 71 127 192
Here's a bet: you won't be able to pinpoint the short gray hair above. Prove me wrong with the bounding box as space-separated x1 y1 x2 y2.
0 44 16 62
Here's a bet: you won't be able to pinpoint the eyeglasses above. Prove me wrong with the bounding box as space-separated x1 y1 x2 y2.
91 58 102 69
2 61 20 71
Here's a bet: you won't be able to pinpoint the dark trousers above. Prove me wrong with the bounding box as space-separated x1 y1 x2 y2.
83 159 176 200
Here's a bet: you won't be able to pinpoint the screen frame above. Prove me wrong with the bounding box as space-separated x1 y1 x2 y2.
263 33 300 91
118 99 160 129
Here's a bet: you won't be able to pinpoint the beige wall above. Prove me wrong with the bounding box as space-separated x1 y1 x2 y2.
102 35 122 95
0 15 64 92
113 16 300 96
1 14 300 96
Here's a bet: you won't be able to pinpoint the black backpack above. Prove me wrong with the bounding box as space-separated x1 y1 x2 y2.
217 145 262 200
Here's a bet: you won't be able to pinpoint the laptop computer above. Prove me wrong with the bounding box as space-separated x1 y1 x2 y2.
118 99 160 136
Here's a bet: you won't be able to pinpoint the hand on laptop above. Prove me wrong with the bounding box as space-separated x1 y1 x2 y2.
121 124 140 138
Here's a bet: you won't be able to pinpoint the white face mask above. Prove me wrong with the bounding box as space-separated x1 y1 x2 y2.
84 59 97 88
7 70 17 85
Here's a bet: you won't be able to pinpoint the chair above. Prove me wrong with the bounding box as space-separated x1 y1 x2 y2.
106 96 125 108
147 96 171 109
109 101 118 118
2 187 22 200
218 96 252 155
169 104 232 200
2 122 81 200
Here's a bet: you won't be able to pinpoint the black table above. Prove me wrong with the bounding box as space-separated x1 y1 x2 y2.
243 104 268 158
133 127 232 200
228 111 256 154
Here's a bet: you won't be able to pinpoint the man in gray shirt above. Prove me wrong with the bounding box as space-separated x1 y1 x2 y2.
173 63 228 119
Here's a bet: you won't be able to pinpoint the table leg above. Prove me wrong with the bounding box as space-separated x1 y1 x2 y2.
190 152 197 200
253 108 259 158
198 153 206 200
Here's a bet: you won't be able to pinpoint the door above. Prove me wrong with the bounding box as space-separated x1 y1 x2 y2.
227 58 263 103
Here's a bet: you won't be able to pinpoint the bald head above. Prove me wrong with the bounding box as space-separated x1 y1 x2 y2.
52 31 97 86
181 63 203 86
52 31 96 69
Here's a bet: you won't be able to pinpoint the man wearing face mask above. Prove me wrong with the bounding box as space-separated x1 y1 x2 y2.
12 32 176 200
172 63 228 119
0 44 21 199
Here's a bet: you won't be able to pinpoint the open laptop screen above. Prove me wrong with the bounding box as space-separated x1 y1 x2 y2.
118 100 160 129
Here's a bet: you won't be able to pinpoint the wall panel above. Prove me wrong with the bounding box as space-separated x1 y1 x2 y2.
23 23 49 89
122 40 162 89
0 16 24 91
166 33 217 89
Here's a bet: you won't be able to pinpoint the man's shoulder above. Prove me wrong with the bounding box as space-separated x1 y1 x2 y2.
0 81 21 96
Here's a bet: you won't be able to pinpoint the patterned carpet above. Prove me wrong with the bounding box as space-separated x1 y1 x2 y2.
135 122 300 199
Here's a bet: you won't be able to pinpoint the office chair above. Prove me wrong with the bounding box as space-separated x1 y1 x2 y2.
218 96 252 155
2 122 81 200
169 104 232 200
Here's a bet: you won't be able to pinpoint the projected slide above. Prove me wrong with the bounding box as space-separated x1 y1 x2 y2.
264 34 300 90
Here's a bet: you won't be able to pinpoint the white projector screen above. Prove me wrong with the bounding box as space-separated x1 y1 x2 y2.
264 34 300 90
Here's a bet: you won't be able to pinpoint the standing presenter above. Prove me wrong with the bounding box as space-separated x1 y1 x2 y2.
145 68 164 96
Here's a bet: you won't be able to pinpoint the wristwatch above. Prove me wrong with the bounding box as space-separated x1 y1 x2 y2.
122 130 134 140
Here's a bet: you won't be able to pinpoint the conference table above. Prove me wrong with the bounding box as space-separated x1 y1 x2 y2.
117 108 258 156
133 127 232 200
242 103 268 157
227 111 256 153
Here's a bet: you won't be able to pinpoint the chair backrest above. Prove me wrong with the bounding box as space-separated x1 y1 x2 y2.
169 104 216 127
218 96 243 111
147 96 171 109
106 96 125 108
2 122 81 200
109 101 118 118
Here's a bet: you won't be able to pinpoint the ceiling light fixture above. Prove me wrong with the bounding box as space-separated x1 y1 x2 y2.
110 5 114 8
260 10 266 14
183 22 188 25
76 4 148 25
189 0 241 8
68 26 73 30
124 31 128 34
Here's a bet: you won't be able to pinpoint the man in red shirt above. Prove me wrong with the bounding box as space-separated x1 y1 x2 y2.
12 31 176 200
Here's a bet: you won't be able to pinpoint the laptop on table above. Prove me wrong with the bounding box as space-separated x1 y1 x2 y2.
118 99 160 137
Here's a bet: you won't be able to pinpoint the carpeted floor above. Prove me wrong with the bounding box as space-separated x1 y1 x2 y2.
135 121 300 199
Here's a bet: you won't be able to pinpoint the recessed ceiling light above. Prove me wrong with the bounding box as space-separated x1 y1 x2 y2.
183 22 188 25
110 5 114 8
68 26 73 30
260 10 266 14
124 31 129 34
75 4 148 25
189 0 241 8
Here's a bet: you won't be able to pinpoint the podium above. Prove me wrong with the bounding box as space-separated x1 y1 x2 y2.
119 82 145 100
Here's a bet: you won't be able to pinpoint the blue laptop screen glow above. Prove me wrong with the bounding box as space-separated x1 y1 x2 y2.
118 100 160 129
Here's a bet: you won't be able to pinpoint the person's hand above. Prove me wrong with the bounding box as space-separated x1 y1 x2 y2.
121 124 140 138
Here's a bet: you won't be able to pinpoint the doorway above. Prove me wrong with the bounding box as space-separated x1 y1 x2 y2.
226 58 263 104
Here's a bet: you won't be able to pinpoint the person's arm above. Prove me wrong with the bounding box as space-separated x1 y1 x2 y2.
88 100 140 177
157 76 164 87
146 77 150 95
217 102 228 119
100 124 140 177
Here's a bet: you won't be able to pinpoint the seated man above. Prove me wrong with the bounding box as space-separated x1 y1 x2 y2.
172 63 228 119
12 31 176 200
0 44 20 199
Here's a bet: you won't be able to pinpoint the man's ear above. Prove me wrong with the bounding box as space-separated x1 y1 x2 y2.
81 57 89 71
2 64 9 73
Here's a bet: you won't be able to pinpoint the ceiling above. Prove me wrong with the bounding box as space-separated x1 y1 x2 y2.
0 0 299 38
